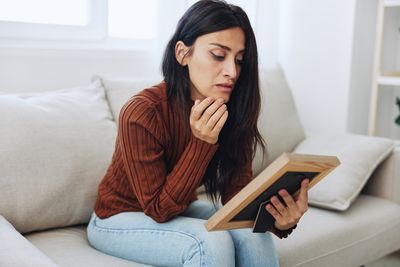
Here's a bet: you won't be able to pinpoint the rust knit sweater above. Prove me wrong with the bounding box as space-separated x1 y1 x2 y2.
94 81 294 238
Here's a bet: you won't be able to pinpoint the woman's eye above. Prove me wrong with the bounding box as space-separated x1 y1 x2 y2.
211 52 225 61
235 58 244 66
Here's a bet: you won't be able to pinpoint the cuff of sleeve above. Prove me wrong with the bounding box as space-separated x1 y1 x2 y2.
190 134 219 154
268 224 297 239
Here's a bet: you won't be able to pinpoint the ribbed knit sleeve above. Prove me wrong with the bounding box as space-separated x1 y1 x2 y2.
118 97 219 223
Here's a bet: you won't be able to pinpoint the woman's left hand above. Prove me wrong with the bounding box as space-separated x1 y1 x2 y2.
265 179 309 231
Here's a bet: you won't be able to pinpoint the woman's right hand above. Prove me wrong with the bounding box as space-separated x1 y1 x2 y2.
190 97 228 144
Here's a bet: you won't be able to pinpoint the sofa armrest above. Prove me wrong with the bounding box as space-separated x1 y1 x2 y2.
0 215 59 267
363 143 400 205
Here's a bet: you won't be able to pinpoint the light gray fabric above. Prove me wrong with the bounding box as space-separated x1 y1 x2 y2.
0 215 59 267
252 68 306 176
25 226 150 267
364 142 400 205
293 133 395 211
0 81 117 233
274 195 400 267
92 75 162 123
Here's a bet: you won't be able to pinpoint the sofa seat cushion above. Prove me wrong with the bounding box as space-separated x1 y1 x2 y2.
0 215 58 267
274 194 400 267
25 226 150 267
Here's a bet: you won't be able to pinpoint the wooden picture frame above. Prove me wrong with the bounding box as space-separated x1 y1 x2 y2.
204 153 340 232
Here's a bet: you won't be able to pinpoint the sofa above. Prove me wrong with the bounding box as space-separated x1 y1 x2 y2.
1 68 399 267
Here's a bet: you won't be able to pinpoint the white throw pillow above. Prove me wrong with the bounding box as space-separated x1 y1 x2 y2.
0 81 117 233
293 133 395 211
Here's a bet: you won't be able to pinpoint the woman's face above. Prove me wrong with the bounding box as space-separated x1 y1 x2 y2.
176 27 245 103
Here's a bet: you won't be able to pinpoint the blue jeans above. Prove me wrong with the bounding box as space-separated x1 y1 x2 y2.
87 200 279 267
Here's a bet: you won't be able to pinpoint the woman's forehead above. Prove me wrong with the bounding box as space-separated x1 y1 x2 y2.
195 27 245 52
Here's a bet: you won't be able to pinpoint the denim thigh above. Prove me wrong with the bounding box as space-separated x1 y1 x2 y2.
87 200 278 267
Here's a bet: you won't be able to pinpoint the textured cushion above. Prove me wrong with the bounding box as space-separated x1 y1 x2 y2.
364 143 400 205
0 215 58 267
94 68 306 176
0 81 116 233
252 68 306 175
25 226 149 267
92 75 162 123
274 195 400 267
294 134 395 210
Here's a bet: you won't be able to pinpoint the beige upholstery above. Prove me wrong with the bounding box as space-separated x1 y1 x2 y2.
252 69 306 175
0 215 58 267
364 143 400 205
92 75 162 123
294 133 395 210
26 226 149 267
0 82 116 233
274 195 400 267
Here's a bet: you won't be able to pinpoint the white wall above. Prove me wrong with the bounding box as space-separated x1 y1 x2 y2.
278 0 357 136
256 0 280 69
347 0 378 135
0 47 159 92
0 0 377 138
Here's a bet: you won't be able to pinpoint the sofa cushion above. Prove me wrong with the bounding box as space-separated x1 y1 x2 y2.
0 215 59 267
94 68 306 176
252 68 306 175
25 226 150 267
274 195 400 267
92 75 162 123
0 81 116 233
293 133 395 210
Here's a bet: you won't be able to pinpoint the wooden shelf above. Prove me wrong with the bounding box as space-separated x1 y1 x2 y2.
385 0 400 7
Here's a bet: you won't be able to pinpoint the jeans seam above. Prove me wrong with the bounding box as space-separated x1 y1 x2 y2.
90 219 204 266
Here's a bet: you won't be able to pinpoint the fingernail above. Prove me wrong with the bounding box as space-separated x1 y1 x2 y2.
279 190 287 196
207 97 214 102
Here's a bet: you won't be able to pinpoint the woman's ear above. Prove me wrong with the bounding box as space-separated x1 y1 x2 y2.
175 41 190 66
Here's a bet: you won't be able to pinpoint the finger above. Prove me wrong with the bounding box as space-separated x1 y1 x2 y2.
265 204 283 222
199 98 225 124
297 179 309 202
296 179 309 212
191 97 215 121
206 104 227 129
193 99 200 108
270 196 289 217
210 110 228 135
278 189 297 210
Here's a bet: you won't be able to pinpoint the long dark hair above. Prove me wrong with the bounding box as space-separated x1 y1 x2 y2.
162 0 265 203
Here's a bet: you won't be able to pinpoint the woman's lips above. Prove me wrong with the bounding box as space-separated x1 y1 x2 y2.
216 84 233 92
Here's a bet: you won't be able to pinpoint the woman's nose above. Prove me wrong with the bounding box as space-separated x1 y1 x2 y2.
222 58 238 79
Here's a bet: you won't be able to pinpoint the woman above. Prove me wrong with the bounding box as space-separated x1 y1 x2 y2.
87 1 309 266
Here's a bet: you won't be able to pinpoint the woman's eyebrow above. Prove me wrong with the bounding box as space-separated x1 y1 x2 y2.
209 43 245 53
